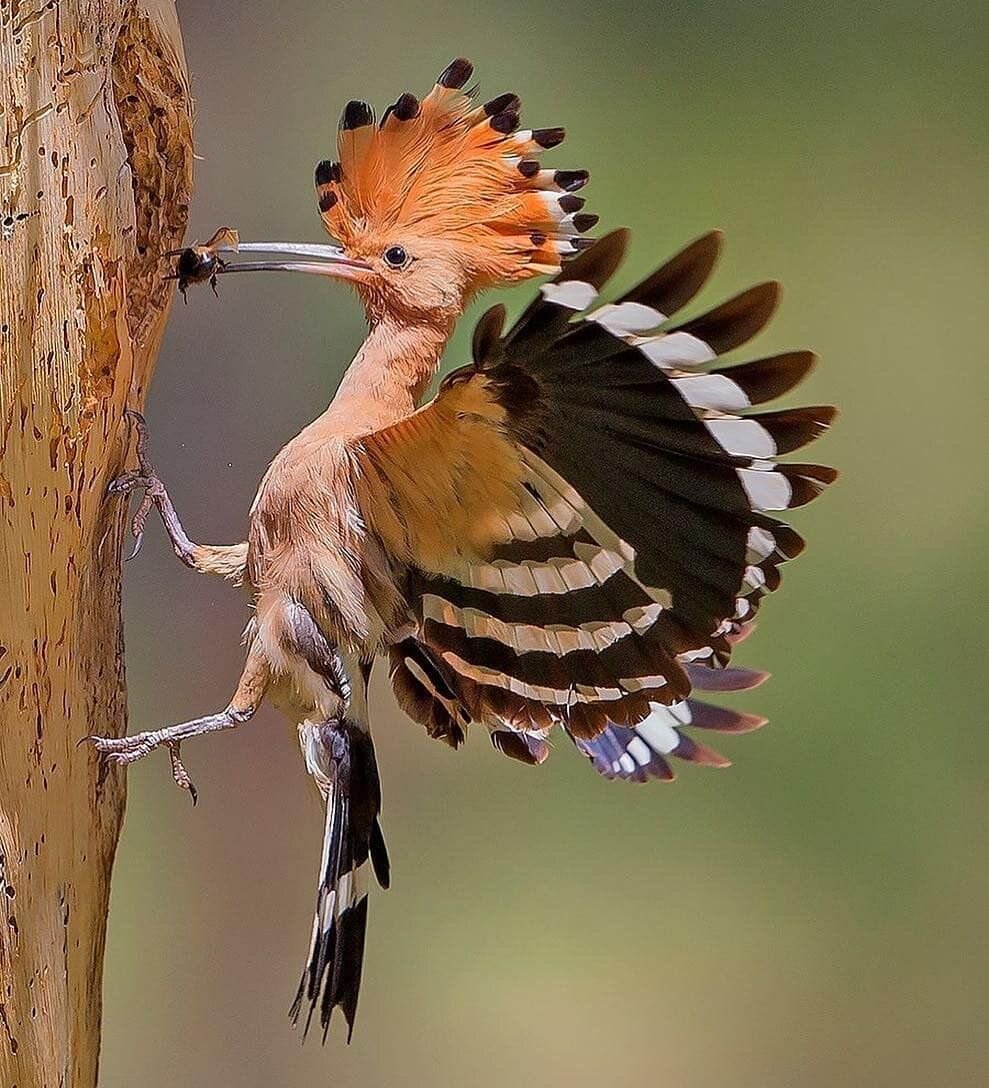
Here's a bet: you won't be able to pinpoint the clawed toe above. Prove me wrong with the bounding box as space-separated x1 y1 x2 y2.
108 412 168 561
85 705 247 803
103 749 147 767
110 412 156 486
107 471 158 562
106 469 142 496
86 731 198 800
167 742 198 805
107 472 159 496
87 733 133 753
87 732 155 762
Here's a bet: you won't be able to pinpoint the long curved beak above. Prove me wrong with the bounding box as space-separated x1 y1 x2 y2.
217 242 371 282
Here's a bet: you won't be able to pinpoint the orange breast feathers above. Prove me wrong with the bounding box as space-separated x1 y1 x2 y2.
355 374 529 575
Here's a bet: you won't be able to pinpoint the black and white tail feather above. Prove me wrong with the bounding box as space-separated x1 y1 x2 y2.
292 718 389 1042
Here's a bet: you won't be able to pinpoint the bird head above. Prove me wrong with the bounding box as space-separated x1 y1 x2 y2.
225 59 596 326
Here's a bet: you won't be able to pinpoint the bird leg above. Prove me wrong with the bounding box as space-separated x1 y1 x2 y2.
108 409 199 564
108 410 248 580
287 601 352 711
88 649 269 803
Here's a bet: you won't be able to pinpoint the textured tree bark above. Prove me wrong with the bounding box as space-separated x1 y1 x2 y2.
0 3 192 1085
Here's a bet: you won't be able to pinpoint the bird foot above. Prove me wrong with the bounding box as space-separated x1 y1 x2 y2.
108 410 197 564
88 728 198 803
86 706 249 805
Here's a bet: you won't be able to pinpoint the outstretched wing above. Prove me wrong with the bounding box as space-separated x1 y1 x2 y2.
357 230 836 774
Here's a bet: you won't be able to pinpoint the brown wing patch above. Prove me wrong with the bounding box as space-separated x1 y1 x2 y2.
357 374 528 573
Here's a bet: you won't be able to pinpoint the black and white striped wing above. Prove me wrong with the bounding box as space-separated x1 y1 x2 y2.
377 230 835 777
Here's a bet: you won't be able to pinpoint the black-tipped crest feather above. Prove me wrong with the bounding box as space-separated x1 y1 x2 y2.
438 57 474 89
340 100 375 130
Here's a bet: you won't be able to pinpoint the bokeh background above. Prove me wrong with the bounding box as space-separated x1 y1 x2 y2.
101 2 989 1085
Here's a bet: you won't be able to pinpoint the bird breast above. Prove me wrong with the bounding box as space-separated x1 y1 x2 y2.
246 432 397 654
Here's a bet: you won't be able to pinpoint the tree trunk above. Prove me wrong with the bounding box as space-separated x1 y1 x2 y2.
0 3 192 1085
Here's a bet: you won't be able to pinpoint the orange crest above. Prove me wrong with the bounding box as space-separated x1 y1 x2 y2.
314 58 596 290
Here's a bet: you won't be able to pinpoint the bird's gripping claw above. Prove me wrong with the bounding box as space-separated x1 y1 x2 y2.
86 705 259 805
86 636 268 805
107 410 198 565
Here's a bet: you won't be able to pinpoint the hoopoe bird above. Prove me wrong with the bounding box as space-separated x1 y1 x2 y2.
91 57 837 1041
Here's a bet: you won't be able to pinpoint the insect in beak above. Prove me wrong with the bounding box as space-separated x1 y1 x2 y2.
164 230 372 300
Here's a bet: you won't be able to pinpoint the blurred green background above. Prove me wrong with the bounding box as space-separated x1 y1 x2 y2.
101 1 988 1085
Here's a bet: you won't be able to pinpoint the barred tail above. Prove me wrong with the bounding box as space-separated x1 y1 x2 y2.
292 720 390 1042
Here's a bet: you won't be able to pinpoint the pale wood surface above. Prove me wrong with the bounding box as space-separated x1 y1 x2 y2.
0 3 192 1084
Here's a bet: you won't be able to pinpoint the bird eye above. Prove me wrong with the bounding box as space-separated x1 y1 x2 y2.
383 245 408 268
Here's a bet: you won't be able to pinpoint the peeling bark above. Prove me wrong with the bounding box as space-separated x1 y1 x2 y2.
0 3 192 1085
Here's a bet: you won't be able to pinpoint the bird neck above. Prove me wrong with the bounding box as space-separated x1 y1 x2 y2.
326 313 457 436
